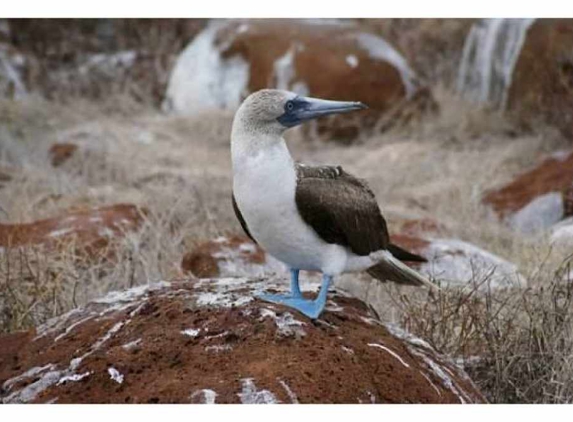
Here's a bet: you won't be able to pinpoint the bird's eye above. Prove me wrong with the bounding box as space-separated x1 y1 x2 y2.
286 101 295 112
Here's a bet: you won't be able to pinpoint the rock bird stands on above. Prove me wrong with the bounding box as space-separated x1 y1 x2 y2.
231 89 437 319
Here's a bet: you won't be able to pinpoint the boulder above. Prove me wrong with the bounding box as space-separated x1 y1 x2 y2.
163 19 434 142
0 277 485 403
550 217 573 247
507 192 563 235
483 151 573 232
419 239 525 289
507 19 573 141
0 204 146 252
181 235 284 278
392 235 525 289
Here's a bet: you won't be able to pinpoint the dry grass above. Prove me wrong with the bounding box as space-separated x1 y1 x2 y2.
384 255 573 403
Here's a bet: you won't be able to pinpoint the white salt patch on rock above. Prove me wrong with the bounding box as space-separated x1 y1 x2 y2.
457 18 535 108
273 45 297 90
368 343 410 368
278 379 299 404
421 372 442 396
49 227 75 238
260 308 306 337
93 281 170 305
196 291 253 308
70 320 129 372
2 369 63 404
341 346 355 355
209 241 286 278
384 323 434 350
508 191 564 235
419 239 526 289
325 300 344 312
2 364 56 392
34 308 83 340
410 349 471 404
238 378 278 404
550 217 573 247
346 54 359 68
205 344 233 353
121 338 142 350
108 367 124 384
204 331 229 340
367 391 376 403
386 322 478 403
162 21 250 114
181 328 200 337
57 371 91 385
351 32 417 97
54 316 94 342
191 389 218 404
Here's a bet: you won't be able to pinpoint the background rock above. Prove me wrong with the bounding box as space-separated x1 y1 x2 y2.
550 217 573 247
483 151 573 227
0 278 486 404
163 19 434 142
507 19 573 142
0 204 146 252
181 235 284 278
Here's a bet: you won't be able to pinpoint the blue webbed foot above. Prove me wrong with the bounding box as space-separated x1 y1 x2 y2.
257 273 332 320
257 295 325 319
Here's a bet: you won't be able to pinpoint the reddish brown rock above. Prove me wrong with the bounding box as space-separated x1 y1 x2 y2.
181 235 283 278
48 143 78 167
164 19 435 142
390 234 431 257
507 19 573 141
0 204 146 252
0 278 485 404
483 151 573 219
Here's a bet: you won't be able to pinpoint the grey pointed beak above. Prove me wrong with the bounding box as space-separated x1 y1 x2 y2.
298 97 368 121
277 96 368 128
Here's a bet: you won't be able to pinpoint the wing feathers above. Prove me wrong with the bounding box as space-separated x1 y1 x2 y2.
295 164 389 256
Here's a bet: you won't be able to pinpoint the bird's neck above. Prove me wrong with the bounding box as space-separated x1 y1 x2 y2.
231 123 294 176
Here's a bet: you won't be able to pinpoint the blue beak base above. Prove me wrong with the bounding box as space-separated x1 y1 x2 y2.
277 96 368 128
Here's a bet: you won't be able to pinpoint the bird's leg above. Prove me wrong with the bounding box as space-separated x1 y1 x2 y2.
290 269 302 298
257 273 332 320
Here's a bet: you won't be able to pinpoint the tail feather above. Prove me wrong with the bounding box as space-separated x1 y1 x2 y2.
388 243 427 263
367 251 439 290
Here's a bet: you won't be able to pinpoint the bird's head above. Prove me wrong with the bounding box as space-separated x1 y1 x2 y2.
233 89 367 135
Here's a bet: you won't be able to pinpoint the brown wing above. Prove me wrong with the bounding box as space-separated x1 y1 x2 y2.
295 164 390 256
232 194 257 243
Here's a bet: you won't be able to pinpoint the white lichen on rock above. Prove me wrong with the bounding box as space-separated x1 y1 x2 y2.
237 378 278 404
108 367 124 384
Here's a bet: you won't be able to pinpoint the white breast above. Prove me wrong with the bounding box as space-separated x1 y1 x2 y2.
232 141 338 273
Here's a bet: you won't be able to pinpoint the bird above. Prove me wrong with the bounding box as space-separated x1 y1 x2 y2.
231 89 437 319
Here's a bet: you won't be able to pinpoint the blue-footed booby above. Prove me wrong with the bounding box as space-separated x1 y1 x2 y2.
231 89 437 319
